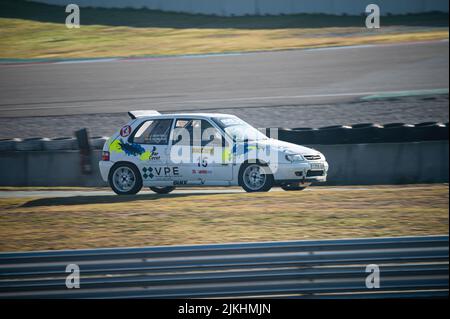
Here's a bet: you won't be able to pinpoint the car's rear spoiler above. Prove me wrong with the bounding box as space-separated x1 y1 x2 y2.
128 110 161 119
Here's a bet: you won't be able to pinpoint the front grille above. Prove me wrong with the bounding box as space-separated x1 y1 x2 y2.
304 154 321 161
307 170 324 177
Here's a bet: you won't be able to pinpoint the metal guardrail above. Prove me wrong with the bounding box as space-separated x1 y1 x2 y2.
0 235 448 299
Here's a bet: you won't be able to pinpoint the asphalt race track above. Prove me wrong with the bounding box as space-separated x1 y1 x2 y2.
0 41 448 118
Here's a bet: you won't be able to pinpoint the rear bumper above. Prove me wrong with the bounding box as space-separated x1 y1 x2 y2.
99 161 114 182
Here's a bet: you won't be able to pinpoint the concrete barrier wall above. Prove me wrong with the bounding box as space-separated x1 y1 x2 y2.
311 141 449 185
0 141 448 186
31 0 449 16
0 150 105 187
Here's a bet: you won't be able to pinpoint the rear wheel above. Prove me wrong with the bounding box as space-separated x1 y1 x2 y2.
109 163 142 195
239 162 273 192
149 186 175 194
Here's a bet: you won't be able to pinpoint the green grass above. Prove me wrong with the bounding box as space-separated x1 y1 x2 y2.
0 0 448 60
0 184 447 252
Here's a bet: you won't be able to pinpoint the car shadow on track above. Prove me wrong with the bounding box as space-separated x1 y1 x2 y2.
20 192 236 207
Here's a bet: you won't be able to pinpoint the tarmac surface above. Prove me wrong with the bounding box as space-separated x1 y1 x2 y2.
0 41 448 138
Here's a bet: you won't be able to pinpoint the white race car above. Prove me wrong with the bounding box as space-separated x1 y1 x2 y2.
99 110 329 195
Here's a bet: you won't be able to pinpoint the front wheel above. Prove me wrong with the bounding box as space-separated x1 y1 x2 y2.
239 163 273 192
149 186 175 194
109 163 142 195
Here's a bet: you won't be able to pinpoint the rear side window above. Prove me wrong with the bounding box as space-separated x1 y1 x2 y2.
132 119 173 145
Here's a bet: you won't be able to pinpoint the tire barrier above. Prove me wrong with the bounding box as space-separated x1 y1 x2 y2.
275 128 312 144
290 127 318 145
377 123 416 144
43 137 78 151
0 135 108 152
349 123 384 144
274 122 449 145
14 137 50 151
275 127 326 145
90 136 109 150
2 121 448 151
314 125 353 145
411 122 448 142
0 138 21 151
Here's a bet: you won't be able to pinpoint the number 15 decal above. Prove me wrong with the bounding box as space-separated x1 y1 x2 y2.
198 157 208 167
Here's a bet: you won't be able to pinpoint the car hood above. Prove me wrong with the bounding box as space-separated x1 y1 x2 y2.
244 138 320 155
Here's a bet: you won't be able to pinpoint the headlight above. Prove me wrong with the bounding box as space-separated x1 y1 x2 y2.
285 154 305 162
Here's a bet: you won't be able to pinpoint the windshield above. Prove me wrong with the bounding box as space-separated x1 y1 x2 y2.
212 117 268 142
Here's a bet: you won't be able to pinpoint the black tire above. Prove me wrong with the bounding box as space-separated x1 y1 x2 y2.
108 162 143 195
150 186 175 194
239 162 273 193
281 184 307 191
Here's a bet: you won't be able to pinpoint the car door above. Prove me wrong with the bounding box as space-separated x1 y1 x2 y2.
195 119 233 183
169 118 205 185
168 118 233 185
129 118 175 185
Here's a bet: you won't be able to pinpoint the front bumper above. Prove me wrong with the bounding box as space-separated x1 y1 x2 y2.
271 161 329 183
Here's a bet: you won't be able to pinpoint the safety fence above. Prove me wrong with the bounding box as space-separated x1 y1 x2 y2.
0 235 447 298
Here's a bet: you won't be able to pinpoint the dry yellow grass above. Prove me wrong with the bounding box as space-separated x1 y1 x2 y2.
0 184 447 252
0 18 448 59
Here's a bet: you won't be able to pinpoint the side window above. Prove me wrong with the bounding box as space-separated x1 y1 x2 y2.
132 119 172 145
172 119 192 146
200 120 222 146
172 119 222 146
191 120 203 145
